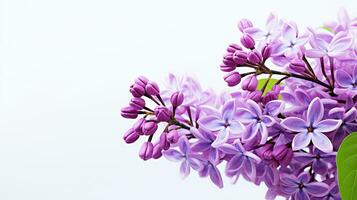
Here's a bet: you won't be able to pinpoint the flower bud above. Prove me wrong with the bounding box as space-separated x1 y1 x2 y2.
129 97 145 110
220 63 236 72
272 145 293 166
223 53 235 66
261 45 272 60
247 49 262 64
256 143 273 160
237 18 253 32
227 43 242 53
123 128 140 144
152 143 163 159
170 92 184 107
159 133 170 150
167 129 180 144
242 75 258 91
145 81 160 96
248 90 262 102
233 50 248 65
288 59 306 74
121 106 139 119
262 91 278 104
154 106 171 122
240 34 255 49
224 72 241 87
142 121 158 135
139 142 154 160
133 118 146 134
130 84 145 97
135 76 149 87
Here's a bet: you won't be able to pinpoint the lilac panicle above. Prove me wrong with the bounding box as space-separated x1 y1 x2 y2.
121 11 357 199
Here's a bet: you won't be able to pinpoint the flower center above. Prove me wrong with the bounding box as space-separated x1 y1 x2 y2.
298 183 304 189
307 126 314 133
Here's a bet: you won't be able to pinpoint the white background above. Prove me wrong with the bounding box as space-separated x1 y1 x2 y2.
0 0 356 199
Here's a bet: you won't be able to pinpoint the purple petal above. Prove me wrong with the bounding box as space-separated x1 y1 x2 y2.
229 120 245 136
305 49 325 58
294 152 314 164
187 157 203 171
305 182 330 197
180 160 190 178
292 132 312 151
353 66 357 82
282 23 297 41
208 148 220 164
242 123 259 142
298 172 310 183
280 175 298 187
244 151 261 163
198 116 224 132
295 89 311 106
265 100 285 116
222 99 235 121
335 69 353 87
345 107 357 122
262 115 275 127
191 141 211 152
163 149 184 162
259 123 269 144
243 158 256 180
294 189 310 200
218 143 240 154
209 165 223 188
329 107 345 119
307 98 324 125
247 99 262 116
312 159 328 174
227 155 245 172
315 119 342 132
281 117 307 132
236 108 255 123
311 131 333 153
179 137 190 154
212 128 230 147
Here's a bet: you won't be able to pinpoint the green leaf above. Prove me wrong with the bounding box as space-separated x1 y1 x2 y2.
337 132 357 200
257 78 279 95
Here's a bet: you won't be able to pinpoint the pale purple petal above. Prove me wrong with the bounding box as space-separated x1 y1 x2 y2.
345 107 357 122
163 149 184 162
298 172 310 183
229 120 245 135
212 128 230 147
180 160 190 178
307 98 324 125
311 131 333 152
242 123 259 142
295 89 311 106
305 182 330 197
218 143 240 154
209 165 223 188
292 131 312 151
281 117 307 132
305 49 326 58
314 119 342 132
222 99 235 121
280 175 298 187
187 157 203 171
198 116 224 132
265 100 285 116
247 99 262 116
283 23 297 41
236 108 256 123
244 151 261 163
336 69 353 87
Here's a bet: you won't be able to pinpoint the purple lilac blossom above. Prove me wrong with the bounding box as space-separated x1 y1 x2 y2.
121 11 357 200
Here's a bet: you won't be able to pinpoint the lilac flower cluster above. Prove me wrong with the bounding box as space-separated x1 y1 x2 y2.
121 9 357 200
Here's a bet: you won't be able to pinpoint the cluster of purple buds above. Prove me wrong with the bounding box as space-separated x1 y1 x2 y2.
121 76 186 161
121 9 357 200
